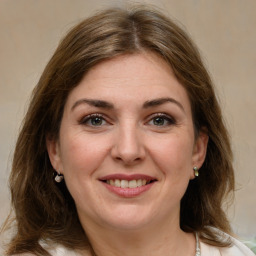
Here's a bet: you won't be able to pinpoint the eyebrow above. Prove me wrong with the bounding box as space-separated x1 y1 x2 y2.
71 97 184 112
71 99 114 111
143 97 185 112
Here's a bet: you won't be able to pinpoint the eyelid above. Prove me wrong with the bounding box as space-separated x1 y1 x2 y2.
78 112 176 127
79 113 109 126
146 112 176 125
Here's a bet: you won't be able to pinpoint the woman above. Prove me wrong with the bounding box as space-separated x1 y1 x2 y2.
2 5 254 256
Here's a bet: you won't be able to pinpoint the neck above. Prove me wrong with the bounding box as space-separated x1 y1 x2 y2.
81 218 196 256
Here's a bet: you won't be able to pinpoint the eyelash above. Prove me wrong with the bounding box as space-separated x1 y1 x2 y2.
79 113 176 127
147 113 176 127
79 113 107 127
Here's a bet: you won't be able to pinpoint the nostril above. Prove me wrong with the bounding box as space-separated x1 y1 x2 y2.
111 137 146 164
114 155 142 165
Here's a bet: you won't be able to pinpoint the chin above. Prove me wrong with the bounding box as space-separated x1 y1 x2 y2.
96 205 159 231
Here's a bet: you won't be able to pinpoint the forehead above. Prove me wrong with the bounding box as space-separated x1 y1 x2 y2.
65 52 191 111
86 52 174 81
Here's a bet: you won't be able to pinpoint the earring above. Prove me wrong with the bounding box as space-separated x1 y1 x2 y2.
193 167 199 177
55 171 64 183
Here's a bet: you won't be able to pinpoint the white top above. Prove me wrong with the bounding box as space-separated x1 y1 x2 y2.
200 236 255 256
45 236 255 256
19 232 255 256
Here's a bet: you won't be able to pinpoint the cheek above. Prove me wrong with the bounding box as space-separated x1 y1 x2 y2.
58 133 112 209
59 132 111 178
148 133 194 176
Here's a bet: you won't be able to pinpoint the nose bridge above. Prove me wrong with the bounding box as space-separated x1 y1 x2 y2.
112 118 145 164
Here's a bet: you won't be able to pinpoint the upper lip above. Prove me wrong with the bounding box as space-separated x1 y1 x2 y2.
99 174 157 182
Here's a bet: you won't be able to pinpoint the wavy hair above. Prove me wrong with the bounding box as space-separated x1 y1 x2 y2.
2 5 234 255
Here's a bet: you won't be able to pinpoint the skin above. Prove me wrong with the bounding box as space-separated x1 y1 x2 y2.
47 52 208 256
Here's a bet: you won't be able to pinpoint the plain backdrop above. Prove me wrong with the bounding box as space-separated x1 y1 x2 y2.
0 0 255 245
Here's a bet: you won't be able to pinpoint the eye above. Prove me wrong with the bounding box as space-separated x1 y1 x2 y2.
79 114 107 127
148 113 175 127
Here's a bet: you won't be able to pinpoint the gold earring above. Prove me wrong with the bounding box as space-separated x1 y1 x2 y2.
193 167 199 177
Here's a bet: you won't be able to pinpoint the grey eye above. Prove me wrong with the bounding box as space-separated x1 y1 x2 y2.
153 117 166 126
148 115 175 127
90 116 104 126
80 115 107 127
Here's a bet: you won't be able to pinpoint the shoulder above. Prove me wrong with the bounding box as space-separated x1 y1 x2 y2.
12 244 90 256
201 231 255 256
44 244 91 256
9 253 38 256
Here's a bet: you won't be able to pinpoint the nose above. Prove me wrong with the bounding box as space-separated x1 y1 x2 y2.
111 124 146 165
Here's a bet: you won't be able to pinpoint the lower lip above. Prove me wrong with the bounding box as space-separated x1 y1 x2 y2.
102 182 155 198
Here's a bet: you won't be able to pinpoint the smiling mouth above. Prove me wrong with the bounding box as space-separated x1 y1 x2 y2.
101 179 157 188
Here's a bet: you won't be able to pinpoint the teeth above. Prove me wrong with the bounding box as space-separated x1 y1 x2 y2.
120 180 128 188
137 179 142 186
128 180 137 188
114 179 121 187
106 179 152 188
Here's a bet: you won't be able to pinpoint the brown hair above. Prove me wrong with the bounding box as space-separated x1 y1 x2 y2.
2 5 234 255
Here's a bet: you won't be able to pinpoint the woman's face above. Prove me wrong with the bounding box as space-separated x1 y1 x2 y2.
47 53 208 231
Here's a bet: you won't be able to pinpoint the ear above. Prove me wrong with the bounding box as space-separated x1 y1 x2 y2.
46 136 63 172
190 128 209 179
